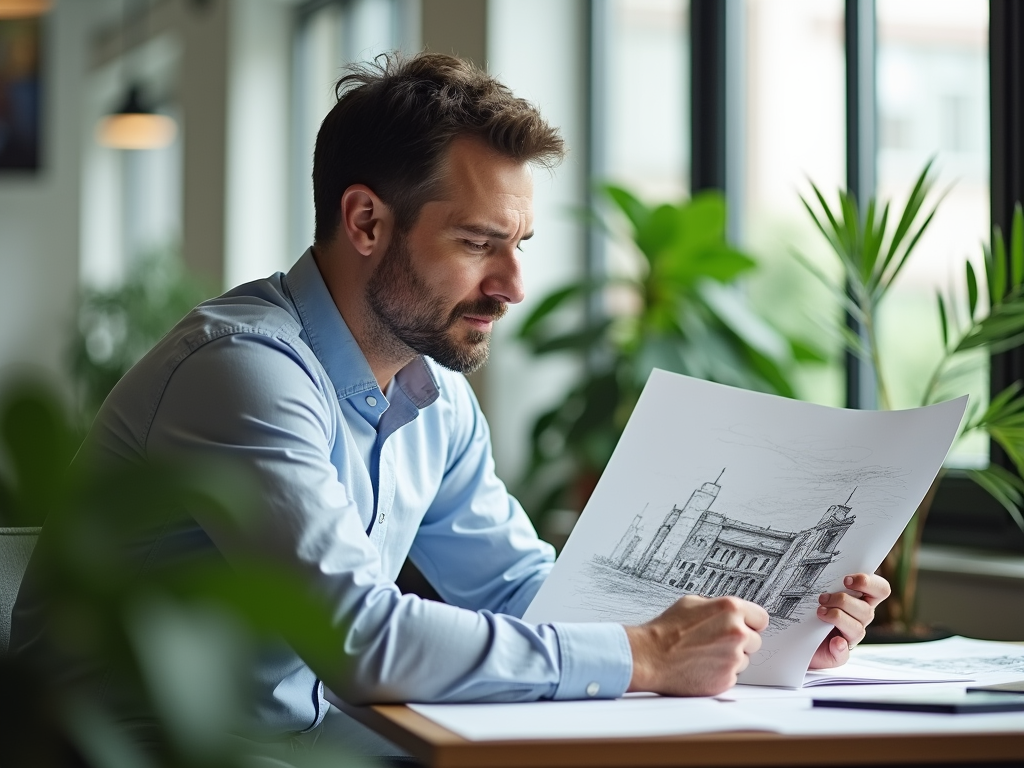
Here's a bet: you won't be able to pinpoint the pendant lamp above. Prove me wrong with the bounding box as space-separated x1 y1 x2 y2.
95 0 178 151
96 84 177 150
0 0 52 18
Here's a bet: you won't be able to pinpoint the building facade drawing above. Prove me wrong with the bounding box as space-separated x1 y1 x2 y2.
607 473 856 619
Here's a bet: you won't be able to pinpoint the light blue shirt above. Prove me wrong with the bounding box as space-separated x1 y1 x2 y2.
57 249 632 734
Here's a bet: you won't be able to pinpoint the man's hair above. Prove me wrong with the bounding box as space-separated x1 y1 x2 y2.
312 52 566 243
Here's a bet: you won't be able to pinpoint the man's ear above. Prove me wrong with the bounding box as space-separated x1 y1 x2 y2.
340 184 392 257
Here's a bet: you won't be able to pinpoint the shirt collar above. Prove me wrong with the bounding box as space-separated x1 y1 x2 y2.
283 248 439 410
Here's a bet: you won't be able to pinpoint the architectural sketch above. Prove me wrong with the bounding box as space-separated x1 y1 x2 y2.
860 655 1024 677
599 471 857 619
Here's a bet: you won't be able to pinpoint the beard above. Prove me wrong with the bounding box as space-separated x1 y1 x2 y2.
365 231 507 374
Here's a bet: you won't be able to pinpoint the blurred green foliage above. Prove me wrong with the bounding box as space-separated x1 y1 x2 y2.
70 246 211 422
0 380 367 768
516 186 821 527
799 161 1024 627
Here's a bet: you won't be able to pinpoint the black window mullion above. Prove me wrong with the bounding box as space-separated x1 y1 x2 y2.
844 0 877 411
989 0 1024 455
689 0 726 195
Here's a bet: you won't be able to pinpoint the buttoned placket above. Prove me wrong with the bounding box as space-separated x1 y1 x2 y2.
360 378 423 549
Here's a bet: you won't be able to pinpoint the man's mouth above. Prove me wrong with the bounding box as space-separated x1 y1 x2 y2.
462 315 496 332
452 299 507 333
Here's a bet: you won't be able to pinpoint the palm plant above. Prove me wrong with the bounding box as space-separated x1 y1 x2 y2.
516 186 820 532
799 161 1024 628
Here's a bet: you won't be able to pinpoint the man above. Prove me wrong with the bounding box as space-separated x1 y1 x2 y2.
15 53 888 749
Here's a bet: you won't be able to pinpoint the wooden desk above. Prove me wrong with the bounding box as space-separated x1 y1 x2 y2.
346 704 1024 768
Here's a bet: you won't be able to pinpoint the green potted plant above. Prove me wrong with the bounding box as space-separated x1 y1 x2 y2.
69 245 211 423
798 161 1024 631
0 379 358 767
515 186 822 536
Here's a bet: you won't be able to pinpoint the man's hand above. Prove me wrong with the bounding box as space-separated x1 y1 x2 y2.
809 572 891 669
624 595 769 696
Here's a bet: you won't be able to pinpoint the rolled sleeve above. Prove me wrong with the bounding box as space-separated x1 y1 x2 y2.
551 622 633 700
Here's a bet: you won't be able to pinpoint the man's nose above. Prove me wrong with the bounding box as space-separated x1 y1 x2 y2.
482 250 525 305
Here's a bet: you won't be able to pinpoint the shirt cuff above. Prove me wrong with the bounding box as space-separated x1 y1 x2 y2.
550 622 632 701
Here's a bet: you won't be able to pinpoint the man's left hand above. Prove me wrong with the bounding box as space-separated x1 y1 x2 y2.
808 573 891 669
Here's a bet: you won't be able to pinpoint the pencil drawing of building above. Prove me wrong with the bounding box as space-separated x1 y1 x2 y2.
608 472 856 619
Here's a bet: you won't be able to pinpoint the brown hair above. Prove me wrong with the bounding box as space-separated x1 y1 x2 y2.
312 52 566 243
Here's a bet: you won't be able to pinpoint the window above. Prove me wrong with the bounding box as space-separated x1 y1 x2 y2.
875 0 990 467
290 0 419 254
591 0 690 286
741 0 846 407
597 0 690 201
588 0 1023 553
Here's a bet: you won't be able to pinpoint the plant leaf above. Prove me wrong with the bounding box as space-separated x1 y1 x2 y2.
517 283 587 339
937 292 950 349
965 261 979 320
602 184 651 234
967 466 1024 535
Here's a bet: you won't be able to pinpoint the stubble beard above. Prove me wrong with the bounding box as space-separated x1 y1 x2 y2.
365 231 507 375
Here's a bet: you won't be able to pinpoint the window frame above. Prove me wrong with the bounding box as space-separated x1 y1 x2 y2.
591 0 1024 554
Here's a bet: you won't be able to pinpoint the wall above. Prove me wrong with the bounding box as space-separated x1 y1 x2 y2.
0 0 92 386
224 0 293 287
917 546 1024 640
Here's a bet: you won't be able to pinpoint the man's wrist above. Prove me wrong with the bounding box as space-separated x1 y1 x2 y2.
624 624 654 693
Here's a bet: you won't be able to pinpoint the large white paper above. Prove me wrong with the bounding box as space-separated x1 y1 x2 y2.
524 370 967 688
409 642 1024 742
409 696 776 741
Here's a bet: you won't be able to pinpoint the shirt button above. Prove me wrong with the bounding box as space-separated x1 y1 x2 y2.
365 395 377 407
585 682 600 697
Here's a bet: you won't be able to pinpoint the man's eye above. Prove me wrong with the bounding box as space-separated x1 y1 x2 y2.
464 240 488 251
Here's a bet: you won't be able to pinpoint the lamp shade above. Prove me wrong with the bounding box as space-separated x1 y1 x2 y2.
0 0 52 18
95 85 177 150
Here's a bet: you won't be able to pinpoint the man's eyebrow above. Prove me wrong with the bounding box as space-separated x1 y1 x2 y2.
455 224 535 242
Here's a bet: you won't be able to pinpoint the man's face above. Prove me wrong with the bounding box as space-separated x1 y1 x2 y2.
366 137 533 374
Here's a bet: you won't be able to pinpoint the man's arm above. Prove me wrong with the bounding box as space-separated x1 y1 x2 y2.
146 336 630 705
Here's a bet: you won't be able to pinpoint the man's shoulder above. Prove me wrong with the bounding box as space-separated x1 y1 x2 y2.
183 274 305 347
92 274 327 458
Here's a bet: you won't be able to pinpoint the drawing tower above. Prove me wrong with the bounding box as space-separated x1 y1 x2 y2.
635 471 723 581
610 508 646 569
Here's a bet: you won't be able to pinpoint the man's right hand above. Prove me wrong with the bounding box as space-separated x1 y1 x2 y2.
624 595 769 696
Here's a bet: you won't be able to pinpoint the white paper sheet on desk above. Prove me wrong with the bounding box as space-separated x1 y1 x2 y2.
730 695 1024 736
409 697 776 741
410 684 1024 741
524 370 967 688
803 659 970 686
850 635 1024 686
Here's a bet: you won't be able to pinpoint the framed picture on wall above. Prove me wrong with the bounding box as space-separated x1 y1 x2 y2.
0 17 42 171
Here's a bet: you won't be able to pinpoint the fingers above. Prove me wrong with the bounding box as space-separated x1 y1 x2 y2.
808 630 852 669
841 573 891 607
627 595 769 696
816 589 871 646
817 572 889 650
